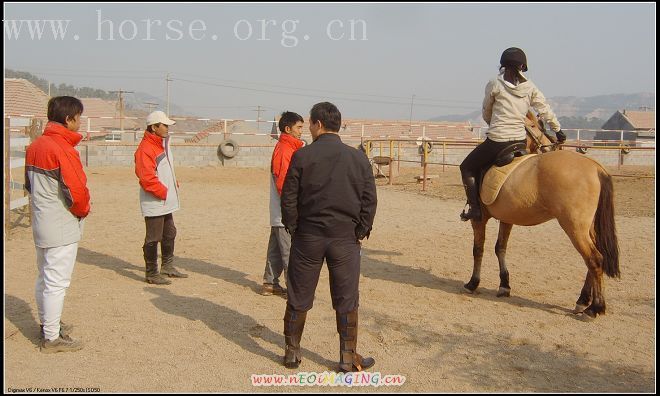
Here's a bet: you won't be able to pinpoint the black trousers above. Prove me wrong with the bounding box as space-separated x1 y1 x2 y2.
460 138 526 177
287 232 361 314
144 213 177 245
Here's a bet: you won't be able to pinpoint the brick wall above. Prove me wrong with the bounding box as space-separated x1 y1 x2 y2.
75 141 654 168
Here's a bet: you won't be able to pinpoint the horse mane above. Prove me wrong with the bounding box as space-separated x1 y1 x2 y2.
525 111 557 153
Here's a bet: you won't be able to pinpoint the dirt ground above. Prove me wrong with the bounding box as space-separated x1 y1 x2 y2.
4 164 655 392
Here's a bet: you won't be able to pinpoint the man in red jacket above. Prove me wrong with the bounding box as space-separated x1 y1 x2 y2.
25 96 90 353
135 111 187 285
260 112 304 296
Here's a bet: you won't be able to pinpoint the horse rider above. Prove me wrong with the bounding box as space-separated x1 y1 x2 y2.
459 47 567 222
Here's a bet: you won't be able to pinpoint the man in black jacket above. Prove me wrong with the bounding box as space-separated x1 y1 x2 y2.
280 102 377 372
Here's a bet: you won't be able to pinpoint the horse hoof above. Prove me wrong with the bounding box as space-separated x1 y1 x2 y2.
573 304 588 314
463 282 478 293
496 287 511 297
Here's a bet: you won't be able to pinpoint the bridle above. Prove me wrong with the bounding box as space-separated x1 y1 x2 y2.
525 114 561 153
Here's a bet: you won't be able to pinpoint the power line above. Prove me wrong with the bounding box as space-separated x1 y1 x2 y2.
171 77 477 109
174 71 481 104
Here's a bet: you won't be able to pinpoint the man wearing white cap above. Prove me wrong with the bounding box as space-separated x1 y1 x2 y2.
134 111 188 284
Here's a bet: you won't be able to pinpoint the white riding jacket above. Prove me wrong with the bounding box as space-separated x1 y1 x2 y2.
482 73 561 142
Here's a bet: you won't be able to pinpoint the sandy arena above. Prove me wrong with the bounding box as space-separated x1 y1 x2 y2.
4 164 655 392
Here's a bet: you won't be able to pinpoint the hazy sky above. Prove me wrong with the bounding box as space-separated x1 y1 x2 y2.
4 2 656 121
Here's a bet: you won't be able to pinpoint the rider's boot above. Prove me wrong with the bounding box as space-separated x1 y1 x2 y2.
460 174 483 222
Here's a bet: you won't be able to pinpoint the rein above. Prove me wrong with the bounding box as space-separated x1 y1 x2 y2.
525 113 560 153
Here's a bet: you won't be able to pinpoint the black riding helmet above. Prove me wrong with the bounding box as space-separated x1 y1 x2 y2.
500 47 528 72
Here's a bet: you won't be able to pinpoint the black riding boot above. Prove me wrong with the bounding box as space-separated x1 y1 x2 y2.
336 309 375 372
144 242 171 285
283 306 307 369
460 174 483 222
160 239 188 278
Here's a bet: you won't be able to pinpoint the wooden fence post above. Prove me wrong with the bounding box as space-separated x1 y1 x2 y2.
5 116 11 240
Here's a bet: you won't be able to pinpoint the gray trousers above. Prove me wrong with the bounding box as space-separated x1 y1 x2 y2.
262 227 291 285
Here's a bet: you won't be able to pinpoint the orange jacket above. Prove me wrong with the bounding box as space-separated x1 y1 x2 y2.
134 131 180 216
272 133 304 195
135 132 168 200
25 122 90 247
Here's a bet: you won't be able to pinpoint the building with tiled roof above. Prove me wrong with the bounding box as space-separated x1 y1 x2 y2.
80 97 139 133
341 118 475 141
4 78 49 117
602 109 655 131
599 109 655 143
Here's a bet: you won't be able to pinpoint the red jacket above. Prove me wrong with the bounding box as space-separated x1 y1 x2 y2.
272 133 304 195
134 131 180 216
25 122 90 217
25 122 90 247
135 131 168 200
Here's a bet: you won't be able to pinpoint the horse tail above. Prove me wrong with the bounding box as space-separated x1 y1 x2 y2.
595 171 620 278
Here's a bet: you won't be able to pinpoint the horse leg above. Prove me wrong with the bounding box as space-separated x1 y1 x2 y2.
464 218 487 293
559 220 606 319
495 222 514 297
573 271 593 314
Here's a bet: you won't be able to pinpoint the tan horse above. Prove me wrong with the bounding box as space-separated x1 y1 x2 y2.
463 112 620 319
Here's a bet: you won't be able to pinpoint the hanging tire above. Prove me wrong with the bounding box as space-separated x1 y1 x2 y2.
218 139 240 159
621 145 631 155
576 145 588 154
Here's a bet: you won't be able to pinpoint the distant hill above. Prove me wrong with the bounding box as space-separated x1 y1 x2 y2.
4 68 188 116
5 68 117 101
430 110 483 123
123 92 187 116
431 92 655 129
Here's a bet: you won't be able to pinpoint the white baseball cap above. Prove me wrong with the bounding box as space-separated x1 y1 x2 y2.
146 111 176 126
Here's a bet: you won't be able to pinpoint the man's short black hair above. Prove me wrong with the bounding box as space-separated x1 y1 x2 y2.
278 111 304 133
47 96 84 125
147 123 163 133
310 102 341 132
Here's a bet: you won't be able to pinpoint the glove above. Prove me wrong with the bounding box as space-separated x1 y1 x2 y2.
355 224 371 241
556 130 566 143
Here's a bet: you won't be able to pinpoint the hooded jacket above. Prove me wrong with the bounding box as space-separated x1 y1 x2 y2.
134 131 180 217
25 122 90 248
482 73 561 142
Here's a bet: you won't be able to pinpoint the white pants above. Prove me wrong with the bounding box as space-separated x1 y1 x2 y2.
35 243 78 341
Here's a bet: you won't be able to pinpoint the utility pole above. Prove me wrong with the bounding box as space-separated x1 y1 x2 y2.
48 81 51 98
252 105 265 133
166 73 172 116
409 94 415 135
110 89 134 131
144 102 158 113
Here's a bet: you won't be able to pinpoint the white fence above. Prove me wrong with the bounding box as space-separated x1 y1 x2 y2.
4 118 31 238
